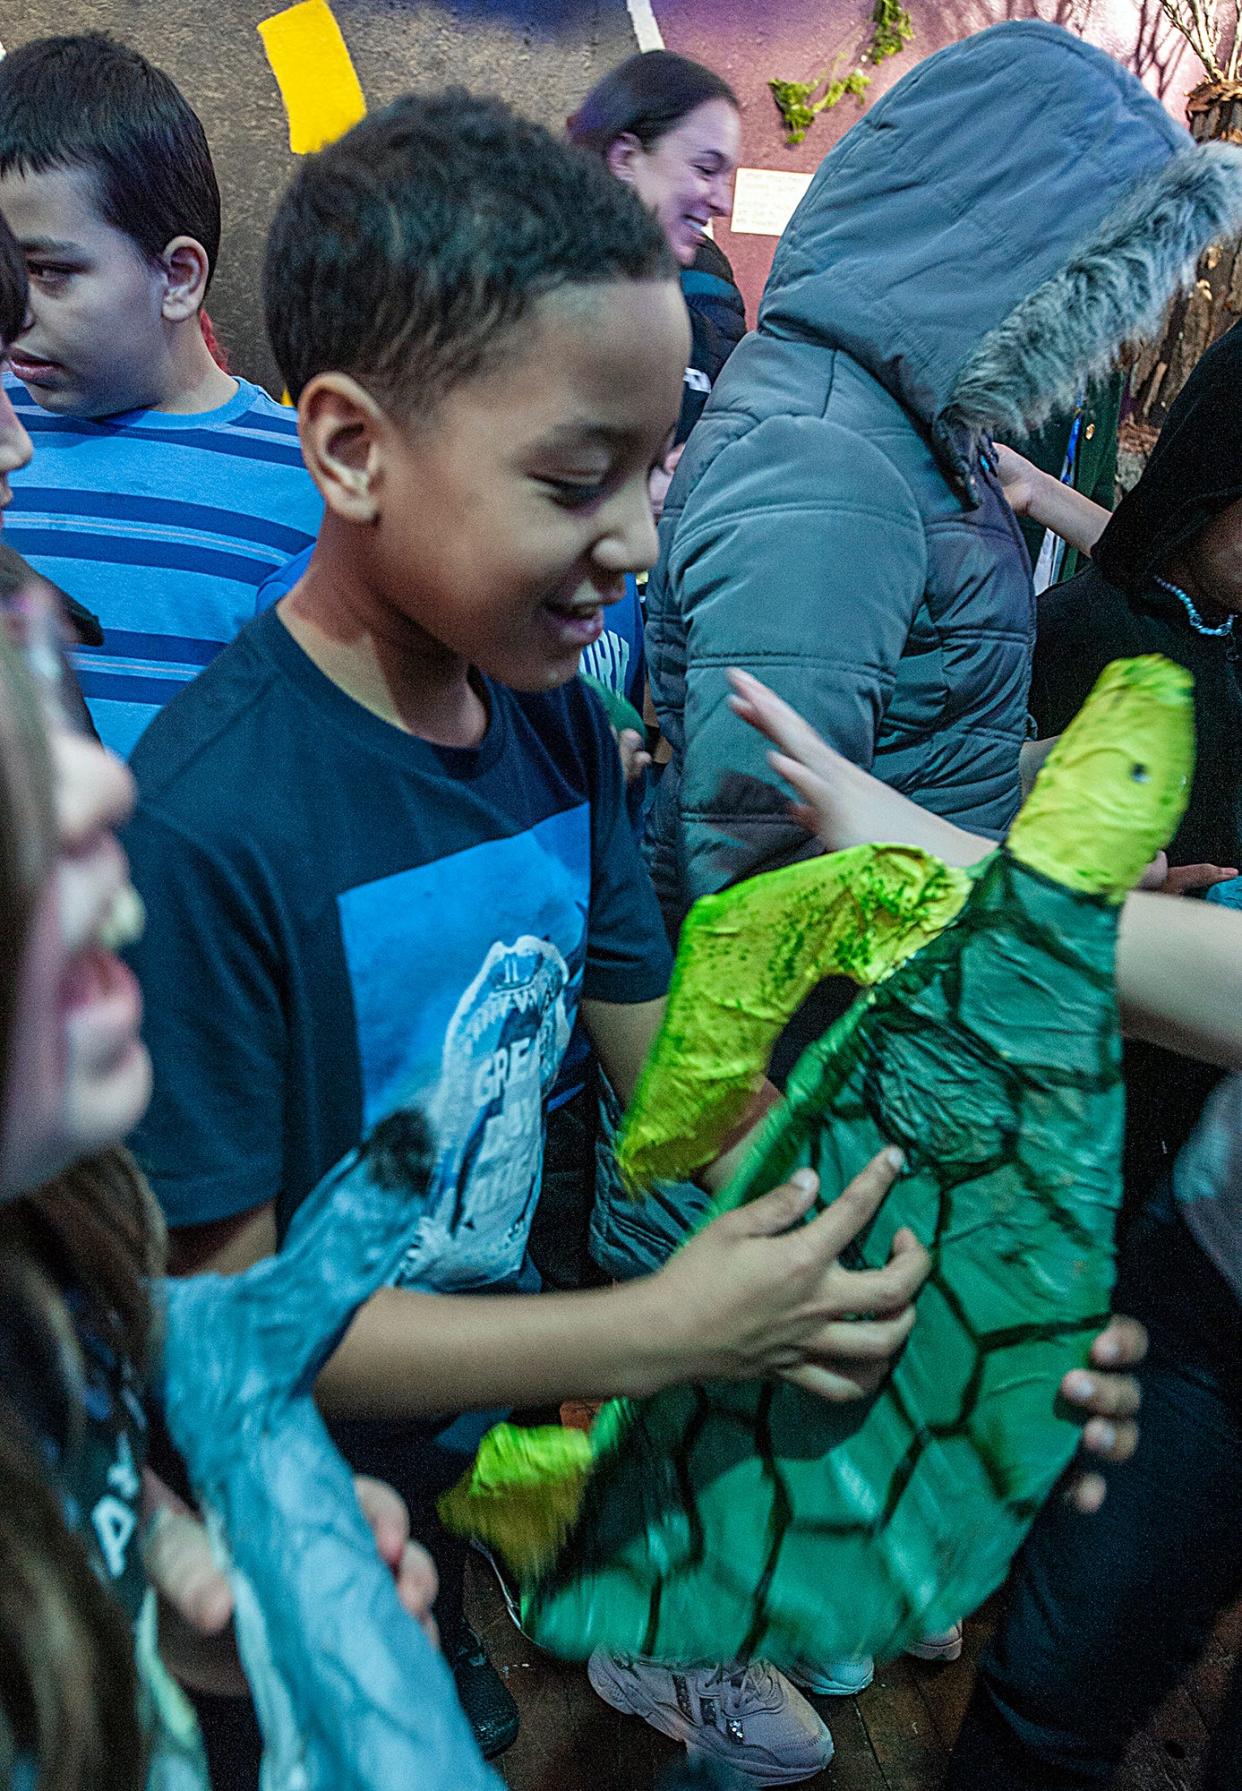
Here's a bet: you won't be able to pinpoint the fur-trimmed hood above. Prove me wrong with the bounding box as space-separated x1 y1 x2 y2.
760 20 1242 502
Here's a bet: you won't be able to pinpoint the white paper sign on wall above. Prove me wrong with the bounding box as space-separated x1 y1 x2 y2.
730 168 814 238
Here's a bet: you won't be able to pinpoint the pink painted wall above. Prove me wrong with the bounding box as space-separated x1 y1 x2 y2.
654 0 1208 319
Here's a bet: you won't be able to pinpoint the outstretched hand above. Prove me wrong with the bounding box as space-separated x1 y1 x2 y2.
727 668 985 867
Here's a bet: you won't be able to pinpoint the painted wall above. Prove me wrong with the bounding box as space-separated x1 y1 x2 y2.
0 0 1211 390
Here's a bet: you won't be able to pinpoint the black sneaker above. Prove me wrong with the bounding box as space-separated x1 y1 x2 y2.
449 1623 520 1760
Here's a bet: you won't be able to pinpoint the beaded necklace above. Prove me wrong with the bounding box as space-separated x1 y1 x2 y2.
1152 574 1235 638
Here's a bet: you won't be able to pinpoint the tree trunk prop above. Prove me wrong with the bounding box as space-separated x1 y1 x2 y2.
1130 80 1242 427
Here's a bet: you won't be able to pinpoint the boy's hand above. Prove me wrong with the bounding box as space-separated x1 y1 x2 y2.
1059 1316 1145 1513
655 1148 930 1403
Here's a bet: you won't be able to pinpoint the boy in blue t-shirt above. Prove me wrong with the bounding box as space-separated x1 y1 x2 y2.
122 93 935 1782
0 33 322 757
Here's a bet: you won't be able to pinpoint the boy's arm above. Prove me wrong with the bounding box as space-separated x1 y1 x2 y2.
729 669 1242 1069
187 1151 928 1417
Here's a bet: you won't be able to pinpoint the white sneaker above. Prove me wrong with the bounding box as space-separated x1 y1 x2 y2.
905 1624 963 1663
787 1654 874 1696
588 1650 834 1786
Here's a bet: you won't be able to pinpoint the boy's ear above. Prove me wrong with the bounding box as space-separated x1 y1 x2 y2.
158 236 213 323
298 374 385 525
605 133 645 188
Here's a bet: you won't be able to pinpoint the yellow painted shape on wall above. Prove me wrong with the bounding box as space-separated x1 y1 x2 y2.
258 0 367 156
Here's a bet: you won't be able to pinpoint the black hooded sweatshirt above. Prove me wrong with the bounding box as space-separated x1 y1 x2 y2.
1031 322 1242 1205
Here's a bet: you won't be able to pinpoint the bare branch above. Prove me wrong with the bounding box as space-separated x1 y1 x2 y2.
1160 0 1226 78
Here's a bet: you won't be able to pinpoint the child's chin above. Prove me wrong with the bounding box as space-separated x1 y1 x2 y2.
488 651 582 692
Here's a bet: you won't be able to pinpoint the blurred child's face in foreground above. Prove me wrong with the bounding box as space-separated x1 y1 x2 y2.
0 164 172 418
0 376 31 510
355 276 690 690
0 720 150 1198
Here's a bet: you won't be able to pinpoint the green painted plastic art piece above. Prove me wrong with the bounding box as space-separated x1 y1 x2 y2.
445 657 1193 1668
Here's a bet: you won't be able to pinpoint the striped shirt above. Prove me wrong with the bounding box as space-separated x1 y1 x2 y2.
4 376 322 756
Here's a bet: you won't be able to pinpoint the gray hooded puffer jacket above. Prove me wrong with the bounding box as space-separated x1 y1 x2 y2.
645 20 1242 926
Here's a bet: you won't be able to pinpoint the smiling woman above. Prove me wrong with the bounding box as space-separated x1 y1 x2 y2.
569 52 746 449
568 51 741 268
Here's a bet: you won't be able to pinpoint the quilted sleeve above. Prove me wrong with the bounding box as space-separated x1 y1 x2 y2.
661 413 928 905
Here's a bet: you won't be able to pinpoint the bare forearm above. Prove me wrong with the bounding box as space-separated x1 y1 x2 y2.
1117 892 1242 1068
1025 467 1110 560
315 1277 700 1420
865 821 1242 1067
868 816 1242 1068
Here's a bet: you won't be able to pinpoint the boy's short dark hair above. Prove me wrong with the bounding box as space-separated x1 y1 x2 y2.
0 213 27 348
0 33 221 289
265 89 675 413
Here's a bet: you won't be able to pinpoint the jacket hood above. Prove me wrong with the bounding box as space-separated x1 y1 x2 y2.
759 21 1242 501
1094 320 1242 595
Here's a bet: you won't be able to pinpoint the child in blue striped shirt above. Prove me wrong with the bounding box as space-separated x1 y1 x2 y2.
0 32 321 756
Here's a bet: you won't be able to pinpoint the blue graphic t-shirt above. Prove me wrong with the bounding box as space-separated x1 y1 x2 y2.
4 376 322 758
123 606 670 1290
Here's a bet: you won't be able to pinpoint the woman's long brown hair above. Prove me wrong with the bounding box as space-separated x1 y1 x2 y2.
0 633 157 1790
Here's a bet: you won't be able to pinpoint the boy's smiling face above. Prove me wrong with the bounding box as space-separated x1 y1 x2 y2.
306 276 691 694
0 164 169 417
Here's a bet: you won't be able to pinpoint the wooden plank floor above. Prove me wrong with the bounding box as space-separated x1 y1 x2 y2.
468 1560 1240 1790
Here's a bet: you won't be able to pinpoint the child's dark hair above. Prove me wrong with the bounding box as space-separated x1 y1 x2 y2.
265 88 675 411
567 51 738 158
0 211 26 349
0 32 220 291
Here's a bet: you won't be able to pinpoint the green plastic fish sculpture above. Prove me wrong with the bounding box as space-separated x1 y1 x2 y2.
443 656 1193 1667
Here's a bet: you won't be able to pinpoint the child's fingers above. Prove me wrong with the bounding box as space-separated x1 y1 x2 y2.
143 1508 234 1635
832 1228 930 1315
727 669 832 770
354 1474 410 1570
1165 862 1240 895
1065 1471 1107 1515
768 750 831 813
802 1303 919 1365
1081 1416 1139 1464
1089 1315 1147 1369
1061 1368 1141 1422
393 1540 440 1641
734 1167 821 1237
798 1147 906 1260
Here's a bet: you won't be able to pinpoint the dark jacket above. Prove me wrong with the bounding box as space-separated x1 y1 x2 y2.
644 21 1242 928
678 238 747 444
1032 569 1242 868
1032 320 1242 1203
